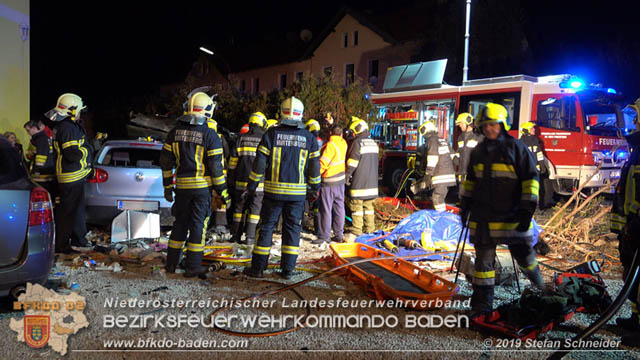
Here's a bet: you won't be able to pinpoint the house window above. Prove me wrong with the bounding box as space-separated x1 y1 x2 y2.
368 59 379 84
353 31 358 46
342 33 348 48
240 79 246 93
280 73 287 89
323 66 333 77
345 64 354 86
254 78 260 93
296 71 303 83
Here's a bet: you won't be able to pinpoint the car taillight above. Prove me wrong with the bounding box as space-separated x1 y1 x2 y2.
88 168 109 183
29 187 53 226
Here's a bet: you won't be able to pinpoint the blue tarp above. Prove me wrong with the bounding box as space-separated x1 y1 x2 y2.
356 210 541 261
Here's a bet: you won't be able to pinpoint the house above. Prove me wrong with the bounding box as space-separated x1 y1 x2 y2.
191 6 424 94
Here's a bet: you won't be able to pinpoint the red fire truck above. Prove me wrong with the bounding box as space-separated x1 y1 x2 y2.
371 70 629 196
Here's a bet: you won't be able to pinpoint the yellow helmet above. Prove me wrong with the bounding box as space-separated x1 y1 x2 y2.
418 120 436 136
476 103 510 131
455 113 474 126
305 119 320 132
45 93 86 121
521 121 536 135
265 119 278 129
349 116 369 135
248 112 267 128
280 96 304 126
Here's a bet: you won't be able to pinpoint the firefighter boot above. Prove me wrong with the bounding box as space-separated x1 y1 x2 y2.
470 284 494 314
165 247 183 274
183 251 208 279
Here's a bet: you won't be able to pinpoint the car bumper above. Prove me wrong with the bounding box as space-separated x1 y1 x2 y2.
0 223 54 297
86 205 174 226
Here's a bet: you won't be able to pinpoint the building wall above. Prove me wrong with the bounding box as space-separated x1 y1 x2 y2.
0 0 29 147
230 14 417 95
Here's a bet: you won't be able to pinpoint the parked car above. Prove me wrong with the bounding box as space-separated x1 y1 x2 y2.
85 139 174 226
0 136 54 299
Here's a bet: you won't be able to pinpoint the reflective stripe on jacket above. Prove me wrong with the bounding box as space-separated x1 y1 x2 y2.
53 119 91 184
320 135 347 185
417 132 456 186
460 132 539 234
31 130 56 182
229 125 265 192
346 132 378 200
247 125 320 201
610 132 640 233
160 121 228 199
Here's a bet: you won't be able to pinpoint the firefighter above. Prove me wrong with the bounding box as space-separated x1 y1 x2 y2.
520 121 554 209
344 117 379 242
408 120 456 212
242 96 320 279
453 113 483 185
610 127 640 347
305 119 323 237
160 91 230 278
316 124 347 244
205 117 232 237
24 120 57 198
459 103 544 314
228 112 267 245
45 93 92 253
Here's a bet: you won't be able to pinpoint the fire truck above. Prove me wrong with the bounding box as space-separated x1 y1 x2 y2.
371 62 630 196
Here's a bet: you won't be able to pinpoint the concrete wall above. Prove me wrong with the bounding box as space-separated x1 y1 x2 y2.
0 0 29 147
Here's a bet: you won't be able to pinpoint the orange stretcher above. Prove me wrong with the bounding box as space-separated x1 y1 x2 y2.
330 243 459 310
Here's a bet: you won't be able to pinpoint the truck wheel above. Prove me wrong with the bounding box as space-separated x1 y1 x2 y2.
382 161 407 196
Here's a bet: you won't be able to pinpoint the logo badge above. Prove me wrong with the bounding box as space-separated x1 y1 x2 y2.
24 315 50 348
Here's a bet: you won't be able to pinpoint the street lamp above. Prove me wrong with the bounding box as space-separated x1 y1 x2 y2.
199 46 232 83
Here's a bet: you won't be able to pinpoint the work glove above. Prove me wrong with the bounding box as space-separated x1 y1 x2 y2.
515 210 534 232
406 154 416 170
164 188 174 202
240 189 255 204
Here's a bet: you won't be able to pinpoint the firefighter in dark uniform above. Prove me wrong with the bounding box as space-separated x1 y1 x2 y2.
228 112 267 245
610 128 640 347
206 117 232 237
453 113 483 186
160 91 230 278
344 117 379 242
243 96 320 279
45 93 92 253
24 120 57 198
304 119 323 237
459 103 544 314
520 121 554 209
408 120 456 212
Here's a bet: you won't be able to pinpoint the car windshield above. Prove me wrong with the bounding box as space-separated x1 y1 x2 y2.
579 91 623 136
100 147 161 168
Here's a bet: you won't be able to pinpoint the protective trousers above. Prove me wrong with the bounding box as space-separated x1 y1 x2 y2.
347 198 375 236
167 188 211 271
471 222 544 312
231 191 264 241
318 184 345 241
55 180 87 252
432 185 448 212
619 233 640 324
250 198 304 272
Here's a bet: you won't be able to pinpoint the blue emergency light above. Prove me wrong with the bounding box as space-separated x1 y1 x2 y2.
560 76 585 89
364 93 370 99
616 150 629 160
607 88 617 94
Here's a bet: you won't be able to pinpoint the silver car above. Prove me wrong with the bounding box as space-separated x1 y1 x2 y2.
85 139 173 226
0 136 55 298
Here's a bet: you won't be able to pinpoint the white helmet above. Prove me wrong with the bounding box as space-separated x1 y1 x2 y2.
45 93 86 121
178 91 216 125
280 96 304 127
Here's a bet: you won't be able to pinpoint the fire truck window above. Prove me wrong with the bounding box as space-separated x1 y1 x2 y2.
537 97 577 131
459 92 520 130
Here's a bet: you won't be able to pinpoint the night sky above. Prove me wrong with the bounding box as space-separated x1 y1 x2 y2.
30 0 640 131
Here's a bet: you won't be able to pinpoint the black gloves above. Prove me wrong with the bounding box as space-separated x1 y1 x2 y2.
240 189 255 204
516 210 534 232
164 188 174 202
